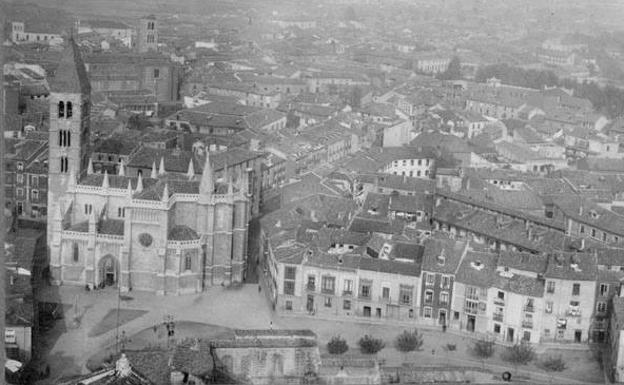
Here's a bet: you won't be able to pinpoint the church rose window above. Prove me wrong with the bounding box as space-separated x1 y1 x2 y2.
139 233 153 247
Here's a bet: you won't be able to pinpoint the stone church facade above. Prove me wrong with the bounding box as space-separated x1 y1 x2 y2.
47 40 249 294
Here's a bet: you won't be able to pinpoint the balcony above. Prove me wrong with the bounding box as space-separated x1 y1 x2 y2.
379 296 392 304
321 288 335 295
359 294 371 301
342 290 353 297
523 305 535 313
306 284 316 292
464 306 478 315
522 320 533 329
493 298 505 306
493 313 504 322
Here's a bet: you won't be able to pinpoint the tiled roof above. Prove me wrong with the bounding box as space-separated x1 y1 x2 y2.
497 251 548 274
492 271 545 297
421 235 468 273
455 250 498 288
596 248 624 267
100 219 124 236
544 252 597 281
434 200 564 253
389 193 433 213
171 339 214 378
553 196 624 237
168 225 199 241
125 350 171 385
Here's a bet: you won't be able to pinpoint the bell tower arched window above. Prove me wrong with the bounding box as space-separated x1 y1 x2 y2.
66 102 73 118
58 130 71 147
58 101 65 118
60 156 68 173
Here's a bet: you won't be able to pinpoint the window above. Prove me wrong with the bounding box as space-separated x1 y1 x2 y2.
283 281 295 295
592 229 596 238
118 207 125 218
73 243 79 262
359 279 372 298
580 225 585 234
343 279 353 294
600 283 609 296
547 281 555 294
400 285 413 305
58 101 65 118
285 300 292 310
440 291 449 306
343 300 351 310
545 301 553 313
425 273 435 286
84 204 93 215
597 301 607 313
423 307 432 318
424 290 433 304
382 287 390 299
16 162 24 171
466 286 478 300
497 291 505 300
153 68 160 78
32 190 39 202
603 232 608 242
494 324 501 333
16 174 23 184
285 266 296 280
307 275 316 290
31 176 38 187
184 255 192 271
572 283 580 296
60 157 68 173
441 275 450 289
66 102 73 118
321 276 335 294
324 297 332 307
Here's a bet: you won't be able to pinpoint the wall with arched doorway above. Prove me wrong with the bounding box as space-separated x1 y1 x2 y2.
97 254 119 288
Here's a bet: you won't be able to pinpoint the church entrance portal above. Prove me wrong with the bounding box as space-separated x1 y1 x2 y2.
98 255 118 287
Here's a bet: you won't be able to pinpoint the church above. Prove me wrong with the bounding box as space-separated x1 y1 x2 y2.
46 41 250 294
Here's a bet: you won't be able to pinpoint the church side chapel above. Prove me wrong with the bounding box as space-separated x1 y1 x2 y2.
47 40 250 295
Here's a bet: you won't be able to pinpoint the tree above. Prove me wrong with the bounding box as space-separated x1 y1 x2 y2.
541 355 566 372
503 342 535 365
358 335 385 354
437 56 462 80
327 336 349 355
472 338 495 369
395 329 424 352
472 338 495 359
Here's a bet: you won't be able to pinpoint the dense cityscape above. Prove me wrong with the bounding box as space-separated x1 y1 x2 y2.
3 0 624 384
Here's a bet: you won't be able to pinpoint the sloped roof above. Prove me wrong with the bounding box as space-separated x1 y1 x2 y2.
168 225 199 241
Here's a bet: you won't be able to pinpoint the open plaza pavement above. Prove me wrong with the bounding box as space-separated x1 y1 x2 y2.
32 279 605 385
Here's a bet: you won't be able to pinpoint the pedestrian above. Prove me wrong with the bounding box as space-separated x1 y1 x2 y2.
258 284 262 293
270 321 273 330
431 348 435 355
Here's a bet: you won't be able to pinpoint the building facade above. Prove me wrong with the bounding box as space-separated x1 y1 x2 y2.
47 41 250 294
